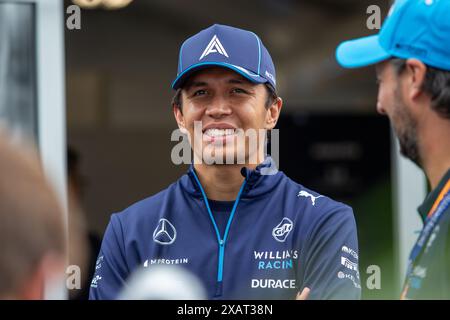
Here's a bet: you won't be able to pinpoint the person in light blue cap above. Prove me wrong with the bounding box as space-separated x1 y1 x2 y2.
336 0 450 299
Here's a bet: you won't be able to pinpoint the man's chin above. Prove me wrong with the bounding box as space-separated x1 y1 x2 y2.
399 139 421 168
202 153 246 165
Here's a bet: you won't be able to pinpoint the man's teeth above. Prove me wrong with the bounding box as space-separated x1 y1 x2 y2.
204 128 236 137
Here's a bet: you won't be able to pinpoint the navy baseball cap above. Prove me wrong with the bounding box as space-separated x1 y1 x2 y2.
171 24 277 90
336 0 450 71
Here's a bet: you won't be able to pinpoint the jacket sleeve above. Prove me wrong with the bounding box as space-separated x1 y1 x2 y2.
89 214 129 300
301 205 361 300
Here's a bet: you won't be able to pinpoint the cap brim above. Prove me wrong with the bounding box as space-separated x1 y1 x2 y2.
171 62 267 89
336 35 391 68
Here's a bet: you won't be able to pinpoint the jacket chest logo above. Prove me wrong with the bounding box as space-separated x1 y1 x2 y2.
272 217 294 242
153 218 177 245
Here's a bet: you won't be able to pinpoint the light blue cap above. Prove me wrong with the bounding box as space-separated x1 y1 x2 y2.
336 0 450 71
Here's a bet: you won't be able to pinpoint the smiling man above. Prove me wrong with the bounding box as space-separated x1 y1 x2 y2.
89 24 361 300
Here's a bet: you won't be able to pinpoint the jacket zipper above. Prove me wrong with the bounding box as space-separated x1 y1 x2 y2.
191 169 246 297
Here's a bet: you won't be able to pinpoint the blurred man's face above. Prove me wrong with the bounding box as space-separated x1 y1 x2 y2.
173 67 279 165
375 60 420 165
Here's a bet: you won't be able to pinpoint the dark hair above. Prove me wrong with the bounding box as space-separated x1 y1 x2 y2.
390 58 450 119
172 83 278 112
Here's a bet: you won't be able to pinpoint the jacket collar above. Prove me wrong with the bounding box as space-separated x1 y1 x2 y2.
181 156 283 199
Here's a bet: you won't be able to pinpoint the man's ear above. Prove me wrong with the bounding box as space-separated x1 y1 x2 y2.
405 58 427 101
265 97 283 130
173 104 187 134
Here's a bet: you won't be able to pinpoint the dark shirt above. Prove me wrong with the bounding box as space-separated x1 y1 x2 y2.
403 169 450 299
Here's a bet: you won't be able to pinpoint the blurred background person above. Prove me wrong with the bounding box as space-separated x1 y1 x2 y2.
0 132 66 299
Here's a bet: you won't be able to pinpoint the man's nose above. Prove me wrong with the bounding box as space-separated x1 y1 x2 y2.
205 97 232 118
376 101 386 115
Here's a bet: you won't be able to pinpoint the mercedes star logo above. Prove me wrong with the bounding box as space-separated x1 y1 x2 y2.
153 218 177 245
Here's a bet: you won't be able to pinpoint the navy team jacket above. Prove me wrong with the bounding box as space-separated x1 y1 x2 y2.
89 158 361 300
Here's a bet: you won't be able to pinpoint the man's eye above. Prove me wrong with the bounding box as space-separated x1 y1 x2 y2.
193 90 207 96
232 88 247 94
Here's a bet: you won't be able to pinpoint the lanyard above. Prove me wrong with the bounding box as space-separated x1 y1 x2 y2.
401 179 450 299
